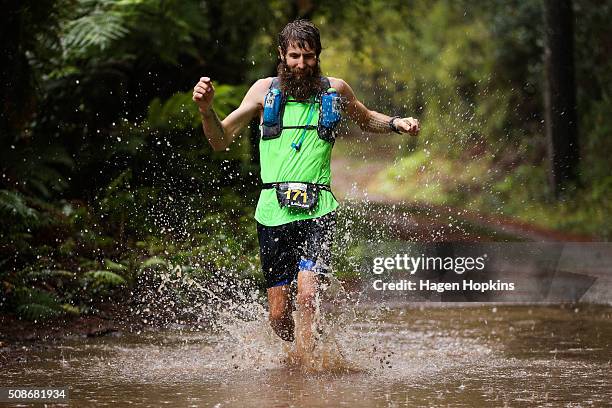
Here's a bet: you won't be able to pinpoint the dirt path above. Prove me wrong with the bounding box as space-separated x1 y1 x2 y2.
331 136 595 242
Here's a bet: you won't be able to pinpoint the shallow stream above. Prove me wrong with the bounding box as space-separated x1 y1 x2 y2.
2 303 610 407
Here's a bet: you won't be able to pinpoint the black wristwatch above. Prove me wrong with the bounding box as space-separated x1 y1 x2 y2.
389 116 402 134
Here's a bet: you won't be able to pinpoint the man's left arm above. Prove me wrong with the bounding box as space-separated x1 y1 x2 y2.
332 78 420 135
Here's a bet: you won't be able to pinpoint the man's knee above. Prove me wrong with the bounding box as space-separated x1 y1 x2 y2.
296 285 317 310
297 270 319 310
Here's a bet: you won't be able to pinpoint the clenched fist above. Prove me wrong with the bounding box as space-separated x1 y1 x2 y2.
394 117 420 136
192 77 215 112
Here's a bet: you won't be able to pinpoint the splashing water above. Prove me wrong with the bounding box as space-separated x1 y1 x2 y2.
3 302 610 407
281 275 363 374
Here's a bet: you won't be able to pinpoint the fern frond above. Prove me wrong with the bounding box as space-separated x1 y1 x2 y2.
84 270 127 286
62 10 128 52
61 303 81 315
17 303 64 320
61 0 134 57
0 190 39 226
103 259 128 271
11 287 64 320
12 287 62 307
26 269 76 280
145 85 248 131
139 257 167 270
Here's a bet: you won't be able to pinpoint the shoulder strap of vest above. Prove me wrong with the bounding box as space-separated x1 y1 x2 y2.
270 77 280 91
320 76 331 92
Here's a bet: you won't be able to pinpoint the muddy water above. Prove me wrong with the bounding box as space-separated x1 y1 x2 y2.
2 304 610 407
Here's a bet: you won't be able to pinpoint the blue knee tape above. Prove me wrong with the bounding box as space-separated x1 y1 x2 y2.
299 259 315 271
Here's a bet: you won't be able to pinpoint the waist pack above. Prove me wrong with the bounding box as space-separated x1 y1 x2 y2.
262 182 332 210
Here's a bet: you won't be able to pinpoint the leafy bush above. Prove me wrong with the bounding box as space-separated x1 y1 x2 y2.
11 288 64 321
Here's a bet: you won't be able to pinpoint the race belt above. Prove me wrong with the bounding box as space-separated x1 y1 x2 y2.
262 182 331 210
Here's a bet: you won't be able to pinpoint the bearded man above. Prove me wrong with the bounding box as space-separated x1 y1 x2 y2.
193 20 419 355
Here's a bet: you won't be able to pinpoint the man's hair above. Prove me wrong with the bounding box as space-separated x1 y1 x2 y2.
278 19 322 58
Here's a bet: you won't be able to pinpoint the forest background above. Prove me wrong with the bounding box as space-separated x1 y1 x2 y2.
1 0 610 323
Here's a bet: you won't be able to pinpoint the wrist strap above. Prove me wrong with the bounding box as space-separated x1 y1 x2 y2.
389 116 402 134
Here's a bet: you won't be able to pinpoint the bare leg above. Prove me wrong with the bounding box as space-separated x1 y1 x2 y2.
295 270 320 355
267 284 294 341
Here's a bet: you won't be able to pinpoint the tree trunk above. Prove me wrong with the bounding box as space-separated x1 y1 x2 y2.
543 0 580 197
0 0 26 141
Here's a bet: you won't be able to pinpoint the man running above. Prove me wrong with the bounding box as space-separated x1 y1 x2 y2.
193 20 419 353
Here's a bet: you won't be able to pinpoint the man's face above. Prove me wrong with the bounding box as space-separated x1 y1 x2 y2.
277 42 322 100
280 43 318 77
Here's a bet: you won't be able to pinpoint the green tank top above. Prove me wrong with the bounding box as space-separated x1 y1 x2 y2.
255 94 339 226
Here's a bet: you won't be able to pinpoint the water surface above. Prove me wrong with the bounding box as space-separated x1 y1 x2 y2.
2 304 610 407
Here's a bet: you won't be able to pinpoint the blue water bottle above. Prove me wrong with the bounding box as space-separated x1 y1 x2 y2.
321 87 341 128
263 88 281 126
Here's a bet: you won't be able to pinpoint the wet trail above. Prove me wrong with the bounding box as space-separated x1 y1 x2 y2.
2 136 610 407
2 303 611 407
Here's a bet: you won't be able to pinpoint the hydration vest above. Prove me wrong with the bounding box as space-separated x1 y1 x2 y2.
261 77 342 144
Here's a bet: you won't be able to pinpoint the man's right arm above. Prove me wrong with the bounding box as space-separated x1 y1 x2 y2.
193 77 270 151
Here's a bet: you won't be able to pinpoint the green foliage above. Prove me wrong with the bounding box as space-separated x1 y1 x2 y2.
378 150 489 205
16 303 63 321
61 0 131 55
321 0 609 238
324 1 511 157
580 94 612 185
103 259 127 272
2 142 75 199
24 269 76 282
2 0 610 323
139 256 168 270
12 288 64 321
373 149 612 238
59 0 206 64
1 0 282 320
0 190 39 227
146 84 248 131
212 85 250 119
97 169 137 237
83 270 127 286
147 93 200 131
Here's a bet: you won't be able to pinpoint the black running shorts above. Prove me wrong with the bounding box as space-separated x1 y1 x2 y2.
257 211 336 289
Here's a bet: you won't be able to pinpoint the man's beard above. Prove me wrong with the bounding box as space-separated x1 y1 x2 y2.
277 60 323 100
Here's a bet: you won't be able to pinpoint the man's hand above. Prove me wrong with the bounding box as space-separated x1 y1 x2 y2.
393 117 420 136
192 77 215 112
